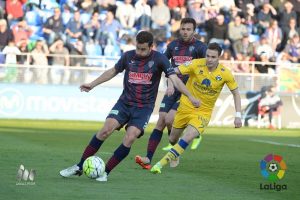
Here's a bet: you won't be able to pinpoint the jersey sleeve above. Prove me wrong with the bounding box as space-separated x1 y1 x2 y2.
197 43 207 58
160 54 175 77
225 71 238 91
178 60 196 75
114 53 127 73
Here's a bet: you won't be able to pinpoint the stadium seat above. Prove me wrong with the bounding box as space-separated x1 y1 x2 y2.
80 13 92 25
26 11 42 26
85 43 102 66
257 100 282 129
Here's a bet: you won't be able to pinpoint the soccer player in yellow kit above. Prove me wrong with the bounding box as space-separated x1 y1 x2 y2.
150 43 242 174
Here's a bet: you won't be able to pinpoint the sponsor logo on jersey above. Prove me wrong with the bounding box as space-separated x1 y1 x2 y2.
215 75 222 81
128 71 153 84
173 56 193 66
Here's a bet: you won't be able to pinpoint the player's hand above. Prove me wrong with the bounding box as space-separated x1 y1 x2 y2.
80 83 94 92
188 96 200 108
234 117 242 128
165 86 175 96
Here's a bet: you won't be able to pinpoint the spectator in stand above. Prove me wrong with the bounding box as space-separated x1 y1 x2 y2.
30 40 49 84
289 0 300 26
65 10 82 44
271 0 287 13
0 19 14 51
69 39 86 84
0 1 5 19
281 18 300 52
206 14 230 49
12 20 33 45
81 0 96 14
151 0 171 38
42 7 66 45
100 10 122 46
49 39 70 84
257 3 277 35
255 51 275 74
278 1 297 30
83 12 101 43
263 19 283 52
168 0 185 10
228 15 248 45
116 0 135 33
187 0 207 33
6 0 25 25
2 40 20 82
135 0 152 30
284 33 300 63
255 35 274 61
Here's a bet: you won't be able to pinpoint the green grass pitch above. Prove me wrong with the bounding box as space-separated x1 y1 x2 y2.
1 119 299 200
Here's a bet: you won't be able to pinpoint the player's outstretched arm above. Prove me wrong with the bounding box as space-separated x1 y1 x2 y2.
80 67 118 92
169 74 200 107
165 78 175 96
231 88 242 128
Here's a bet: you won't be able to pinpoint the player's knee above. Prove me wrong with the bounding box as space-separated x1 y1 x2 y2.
123 133 138 146
155 117 166 130
169 134 178 145
98 127 113 139
165 117 173 128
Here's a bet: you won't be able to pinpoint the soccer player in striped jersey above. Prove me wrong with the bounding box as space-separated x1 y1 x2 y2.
150 43 242 174
135 18 207 170
59 31 200 182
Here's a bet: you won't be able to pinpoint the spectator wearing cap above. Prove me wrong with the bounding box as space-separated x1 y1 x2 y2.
42 7 66 45
0 19 14 51
284 33 300 63
255 51 275 74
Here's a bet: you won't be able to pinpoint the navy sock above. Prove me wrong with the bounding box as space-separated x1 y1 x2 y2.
146 129 163 162
105 143 130 175
77 134 103 170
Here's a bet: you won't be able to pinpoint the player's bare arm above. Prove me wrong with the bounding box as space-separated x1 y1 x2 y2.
231 88 242 128
168 74 200 108
80 67 118 92
166 78 175 96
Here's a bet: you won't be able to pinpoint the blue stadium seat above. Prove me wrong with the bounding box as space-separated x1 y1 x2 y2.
80 13 92 25
85 43 102 66
26 11 42 26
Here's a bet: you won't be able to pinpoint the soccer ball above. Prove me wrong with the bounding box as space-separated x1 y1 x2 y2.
268 163 278 172
83 156 105 179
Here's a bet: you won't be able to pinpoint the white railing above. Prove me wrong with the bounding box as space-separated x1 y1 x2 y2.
0 53 299 94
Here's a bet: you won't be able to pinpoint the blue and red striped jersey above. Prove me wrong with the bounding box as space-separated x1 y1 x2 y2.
115 50 175 108
164 38 207 83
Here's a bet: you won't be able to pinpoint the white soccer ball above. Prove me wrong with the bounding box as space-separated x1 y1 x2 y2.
268 163 278 172
83 156 105 179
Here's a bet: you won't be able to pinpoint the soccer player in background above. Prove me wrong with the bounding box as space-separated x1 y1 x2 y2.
135 18 207 170
59 31 200 182
150 42 243 174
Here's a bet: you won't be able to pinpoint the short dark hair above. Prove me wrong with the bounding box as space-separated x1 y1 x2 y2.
208 42 223 56
136 31 154 47
181 17 197 31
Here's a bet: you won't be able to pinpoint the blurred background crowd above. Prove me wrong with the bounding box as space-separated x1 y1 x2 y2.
0 0 299 74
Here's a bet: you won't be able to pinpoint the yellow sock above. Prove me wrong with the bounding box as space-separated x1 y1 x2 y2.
158 141 186 167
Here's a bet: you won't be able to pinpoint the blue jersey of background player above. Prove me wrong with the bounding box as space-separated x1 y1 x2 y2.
59 31 200 182
135 18 207 170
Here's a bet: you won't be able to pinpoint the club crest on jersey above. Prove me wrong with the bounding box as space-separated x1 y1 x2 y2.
189 46 195 52
148 61 154 68
215 75 222 81
201 78 211 87
199 70 203 74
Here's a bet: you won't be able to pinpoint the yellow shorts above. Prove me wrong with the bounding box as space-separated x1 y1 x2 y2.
173 109 210 134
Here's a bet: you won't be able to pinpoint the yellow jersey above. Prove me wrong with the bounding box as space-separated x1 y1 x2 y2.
178 58 238 117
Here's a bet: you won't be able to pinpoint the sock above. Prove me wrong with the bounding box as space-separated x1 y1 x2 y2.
146 129 163 162
167 129 171 136
105 143 130 175
77 134 103 170
158 138 188 168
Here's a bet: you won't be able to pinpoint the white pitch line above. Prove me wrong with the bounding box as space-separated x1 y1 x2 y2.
249 139 300 148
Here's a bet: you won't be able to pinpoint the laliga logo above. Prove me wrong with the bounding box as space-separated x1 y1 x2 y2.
0 88 24 116
259 154 287 191
16 164 36 185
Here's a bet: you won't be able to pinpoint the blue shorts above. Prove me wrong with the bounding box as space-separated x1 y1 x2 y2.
107 100 153 137
159 93 180 113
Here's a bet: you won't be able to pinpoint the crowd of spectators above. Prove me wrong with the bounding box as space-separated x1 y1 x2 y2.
0 0 299 76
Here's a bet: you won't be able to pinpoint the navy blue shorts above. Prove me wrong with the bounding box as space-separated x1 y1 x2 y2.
159 93 180 113
107 100 153 137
